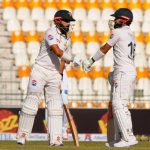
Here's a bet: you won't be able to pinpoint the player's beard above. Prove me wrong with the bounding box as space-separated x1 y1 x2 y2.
114 19 126 29
108 19 123 30
59 23 70 35
114 22 123 28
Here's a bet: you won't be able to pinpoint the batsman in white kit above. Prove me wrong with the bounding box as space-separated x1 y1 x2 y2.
16 10 79 146
82 8 138 147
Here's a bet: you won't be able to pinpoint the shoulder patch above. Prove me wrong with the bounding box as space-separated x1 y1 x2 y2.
48 34 54 40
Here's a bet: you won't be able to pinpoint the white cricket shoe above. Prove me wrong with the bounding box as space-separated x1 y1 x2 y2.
16 133 26 145
114 139 138 148
114 140 130 147
49 136 63 147
50 143 64 146
17 137 26 145
105 139 121 147
105 141 115 147
129 140 138 146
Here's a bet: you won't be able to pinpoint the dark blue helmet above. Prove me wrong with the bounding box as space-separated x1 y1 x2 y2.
111 8 133 28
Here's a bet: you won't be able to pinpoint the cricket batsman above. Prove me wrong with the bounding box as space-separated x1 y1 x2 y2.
82 8 138 147
16 9 80 146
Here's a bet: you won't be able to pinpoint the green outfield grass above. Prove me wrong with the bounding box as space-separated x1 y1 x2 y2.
0 141 150 150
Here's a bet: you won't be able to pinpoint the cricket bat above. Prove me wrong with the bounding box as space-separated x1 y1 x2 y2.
63 104 79 147
107 102 115 142
107 115 115 142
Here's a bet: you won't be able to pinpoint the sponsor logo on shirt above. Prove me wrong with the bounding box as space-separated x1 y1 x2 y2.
48 34 54 40
32 80 37 86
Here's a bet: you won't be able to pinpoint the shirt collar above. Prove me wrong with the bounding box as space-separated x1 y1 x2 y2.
122 25 130 29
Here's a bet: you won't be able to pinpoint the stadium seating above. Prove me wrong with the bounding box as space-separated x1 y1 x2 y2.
136 78 150 100
67 77 81 100
134 32 145 55
58 0 72 11
7 19 21 32
3 7 16 20
73 0 86 21
11 31 25 43
1 0 150 108
37 19 49 32
22 18 36 32
87 8 101 22
114 0 127 9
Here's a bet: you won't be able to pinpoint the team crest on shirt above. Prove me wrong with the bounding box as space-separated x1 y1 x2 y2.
32 80 37 86
110 34 114 39
48 34 54 40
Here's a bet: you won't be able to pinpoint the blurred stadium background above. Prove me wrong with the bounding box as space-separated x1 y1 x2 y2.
1 0 150 108
0 0 150 142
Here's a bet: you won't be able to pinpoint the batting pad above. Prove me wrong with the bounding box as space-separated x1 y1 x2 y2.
123 101 134 137
17 112 35 139
47 99 63 145
22 95 39 115
17 95 40 139
114 109 131 142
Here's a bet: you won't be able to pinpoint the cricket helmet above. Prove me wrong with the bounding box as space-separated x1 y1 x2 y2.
109 8 133 29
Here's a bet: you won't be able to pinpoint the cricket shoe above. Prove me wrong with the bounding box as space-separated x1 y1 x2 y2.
114 139 138 148
105 141 115 147
16 133 26 145
105 139 121 147
50 143 64 146
49 137 63 147
129 140 138 146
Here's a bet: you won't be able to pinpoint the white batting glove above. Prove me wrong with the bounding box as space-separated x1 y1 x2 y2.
72 55 82 69
82 59 94 72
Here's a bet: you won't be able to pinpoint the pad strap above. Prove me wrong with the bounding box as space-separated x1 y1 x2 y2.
48 110 63 116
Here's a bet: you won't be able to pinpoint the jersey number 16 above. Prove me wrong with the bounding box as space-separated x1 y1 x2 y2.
128 42 136 60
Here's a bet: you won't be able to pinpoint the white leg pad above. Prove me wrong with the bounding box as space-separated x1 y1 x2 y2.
113 108 131 141
17 112 35 139
123 100 133 134
123 101 136 141
47 97 63 145
17 95 39 139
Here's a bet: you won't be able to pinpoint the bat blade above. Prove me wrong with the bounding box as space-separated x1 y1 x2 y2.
63 104 79 147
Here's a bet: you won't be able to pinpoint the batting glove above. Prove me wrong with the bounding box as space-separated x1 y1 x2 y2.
72 55 82 69
82 58 94 72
